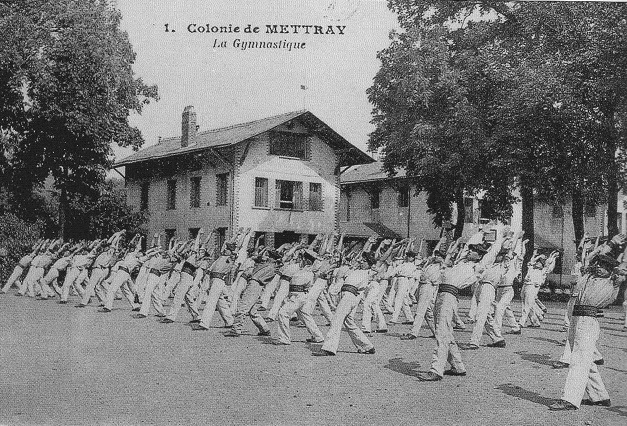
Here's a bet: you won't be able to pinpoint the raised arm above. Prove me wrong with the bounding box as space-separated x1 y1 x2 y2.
378 239 396 264
544 251 560 275
480 229 505 267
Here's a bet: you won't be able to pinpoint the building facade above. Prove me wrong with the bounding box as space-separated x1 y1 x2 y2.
114 108 372 250
338 162 607 282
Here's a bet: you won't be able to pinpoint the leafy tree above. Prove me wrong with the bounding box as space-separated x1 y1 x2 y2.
368 24 514 239
0 213 42 283
0 0 158 238
377 0 627 252
73 179 148 240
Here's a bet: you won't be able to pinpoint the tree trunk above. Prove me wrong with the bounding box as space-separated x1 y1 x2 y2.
606 168 619 237
571 186 585 245
454 187 465 240
58 166 69 241
520 178 534 278
604 106 619 237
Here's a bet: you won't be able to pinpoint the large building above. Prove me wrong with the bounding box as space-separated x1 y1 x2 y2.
338 161 607 282
114 107 373 250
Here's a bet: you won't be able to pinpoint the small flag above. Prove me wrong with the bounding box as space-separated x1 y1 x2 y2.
300 85 307 90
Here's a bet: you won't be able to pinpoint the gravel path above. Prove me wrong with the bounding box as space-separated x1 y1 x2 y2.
0 292 625 425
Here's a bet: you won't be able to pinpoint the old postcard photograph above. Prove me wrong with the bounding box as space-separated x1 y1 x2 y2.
1 1 626 425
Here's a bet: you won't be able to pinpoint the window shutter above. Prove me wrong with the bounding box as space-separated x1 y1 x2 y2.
309 182 322 211
275 180 281 209
294 181 303 210
255 177 268 208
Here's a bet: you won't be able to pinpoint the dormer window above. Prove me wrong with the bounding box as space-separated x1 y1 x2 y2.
269 131 309 160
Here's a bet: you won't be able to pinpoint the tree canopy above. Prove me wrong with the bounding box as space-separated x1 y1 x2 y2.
370 1 627 247
0 0 158 236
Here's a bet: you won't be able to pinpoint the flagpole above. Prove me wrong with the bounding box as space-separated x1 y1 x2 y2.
300 85 307 110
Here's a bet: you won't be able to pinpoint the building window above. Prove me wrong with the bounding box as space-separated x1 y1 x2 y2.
166 180 176 210
254 177 269 208
165 229 176 248
140 182 149 211
217 227 227 253
309 182 323 211
585 203 596 218
275 180 303 210
370 190 380 209
398 186 409 208
464 197 474 223
188 227 200 239
346 192 351 222
269 131 308 160
190 177 201 208
216 173 228 206
552 204 563 219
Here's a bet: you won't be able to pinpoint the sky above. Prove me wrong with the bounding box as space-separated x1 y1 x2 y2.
113 0 399 163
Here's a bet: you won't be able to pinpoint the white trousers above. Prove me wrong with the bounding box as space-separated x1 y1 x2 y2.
39 268 60 298
60 267 87 302
24 266 45 297
409 283 437 337
2 265 24 293
165 271 195 321
561 316 610 407
186 274 211 320
139 272 167 316
104 270 137 310
81 268 109 305
198 277 234 328
322 291 373 355
307 278 333 324
469 284 499 345
268 278 290 321
361 280 387 333
259 274 280 309
391 277 414 323
162 271 181 302
429 292 466 377
468 282 480 321
493 286 520 338
230 279 269 335
519 285 541 327
276 291 324 344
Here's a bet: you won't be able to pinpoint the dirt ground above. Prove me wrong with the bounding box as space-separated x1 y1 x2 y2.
0 291 625 426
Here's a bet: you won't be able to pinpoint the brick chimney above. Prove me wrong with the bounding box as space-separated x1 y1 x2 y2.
181 105 197 147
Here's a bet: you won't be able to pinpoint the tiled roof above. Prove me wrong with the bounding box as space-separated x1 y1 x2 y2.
340 161 406 184
115 110 373 167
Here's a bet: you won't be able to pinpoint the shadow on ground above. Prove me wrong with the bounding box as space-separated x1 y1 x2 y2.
383 357 422 378
607 406 627 418
530 336 565 347
495 383 554 407
515 351 554 366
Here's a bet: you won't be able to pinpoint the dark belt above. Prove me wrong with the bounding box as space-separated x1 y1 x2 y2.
181 262 197 276
118 266 131 275
438 284 459 297
572 305 600 317
210 271 228 281
149 268 162 277
280 274 292 282
289 284 307 293
341 284 360 296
